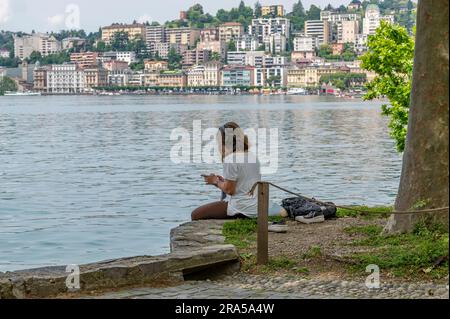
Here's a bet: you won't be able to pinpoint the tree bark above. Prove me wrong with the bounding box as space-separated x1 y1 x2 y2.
384 0 449 233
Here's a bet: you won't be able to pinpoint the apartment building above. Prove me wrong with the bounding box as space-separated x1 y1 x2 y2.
101 23 145 44
204 61 222 87
102 60 129 72
14 33 61 59
145 25 166 44
33 65 49 92
293 35 314 52
363 4 394 35
236 35 259 51
62 37 86 50
337 20 359 43
144 60 168 72
186 65 206 87
221 65 255 87
70 52 99 69
227 51 264 67
219 22 244 43
46 63 85 94
320 11 360 23
304 20 330 47
200 28 220 42
157 71 187 87
0 48 10 58
261 5 285 17
249 18 290 47
197 40 227 59
84 66 108 90
165 27 200 47
182 49 211 67
287 66 350 87
268 34 286 54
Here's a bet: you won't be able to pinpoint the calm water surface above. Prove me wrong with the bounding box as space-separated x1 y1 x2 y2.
0 95 402 271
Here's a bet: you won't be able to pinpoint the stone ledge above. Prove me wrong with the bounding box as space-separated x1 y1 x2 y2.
0 220 238 299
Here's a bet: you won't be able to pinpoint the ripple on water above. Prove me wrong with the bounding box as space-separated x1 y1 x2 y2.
0 95 402 271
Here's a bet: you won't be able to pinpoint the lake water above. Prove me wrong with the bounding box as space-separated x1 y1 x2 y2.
0 95 402 272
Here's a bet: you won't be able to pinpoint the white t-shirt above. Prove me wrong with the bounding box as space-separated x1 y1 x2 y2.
223 152 261 218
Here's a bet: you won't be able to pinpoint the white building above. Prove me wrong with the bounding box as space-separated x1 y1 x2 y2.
0 49 10 58
304 20 330 47
46 63 85 94
116 51 137 64
363 4 395 35
354 34 369 54
249 18 291 46
236 35 259 52
320 11 361 23
14 33 61 60
227 51 265 67
268 34 287 54
293 35 314 52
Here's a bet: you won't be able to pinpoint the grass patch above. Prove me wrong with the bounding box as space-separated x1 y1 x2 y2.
348 222 449 278
302 245 322 259
222 216 285 249
344 225 383 236
261 256 297 272
337 206 393 219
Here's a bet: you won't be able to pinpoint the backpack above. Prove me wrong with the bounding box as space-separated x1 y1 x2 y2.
281 196 337 220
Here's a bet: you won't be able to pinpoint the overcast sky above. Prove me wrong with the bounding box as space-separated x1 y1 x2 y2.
1 0 350 33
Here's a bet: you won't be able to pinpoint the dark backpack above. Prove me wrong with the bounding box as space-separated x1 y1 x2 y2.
281 196 337 220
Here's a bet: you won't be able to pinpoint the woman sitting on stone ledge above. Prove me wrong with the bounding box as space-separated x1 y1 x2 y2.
191 122 287 221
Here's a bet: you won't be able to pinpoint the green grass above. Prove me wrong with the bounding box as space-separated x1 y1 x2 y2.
260 256 298 273
302 245 323 259
347 222 449 278
337 206 393 219
222 216 284 249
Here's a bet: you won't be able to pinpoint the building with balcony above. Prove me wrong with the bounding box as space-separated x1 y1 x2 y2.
101 23 145 44
261 5 285 17
70 52 99 69
165 27 201 47
156 71 187 87
304 20 330 47
219 22 244 43
221 65 255 87
249 18 291 47
14 33 61 60
84 66 108 90
46 63 85 94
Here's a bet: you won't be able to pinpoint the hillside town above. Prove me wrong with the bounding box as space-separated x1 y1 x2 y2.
0 0 416 96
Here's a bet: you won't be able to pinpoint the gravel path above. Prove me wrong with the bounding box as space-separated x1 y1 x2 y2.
91 273 449 299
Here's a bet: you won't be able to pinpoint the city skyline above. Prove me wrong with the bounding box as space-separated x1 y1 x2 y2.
2 0 351 33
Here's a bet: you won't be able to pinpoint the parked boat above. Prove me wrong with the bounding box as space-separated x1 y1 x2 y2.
3 91 41 96
287 88 307 95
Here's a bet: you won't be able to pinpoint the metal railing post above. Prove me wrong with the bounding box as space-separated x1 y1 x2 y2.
257 182 269 265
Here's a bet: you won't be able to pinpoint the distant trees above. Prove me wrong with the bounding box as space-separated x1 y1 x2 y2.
319 72 367 90
254 1 262 18
306 5 321 20
317 43 356 61
0 76 17 95
288 0 307 32
26 51 70 65
167 48 182 70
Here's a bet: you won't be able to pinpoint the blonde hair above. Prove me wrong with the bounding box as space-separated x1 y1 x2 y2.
217 122 250 162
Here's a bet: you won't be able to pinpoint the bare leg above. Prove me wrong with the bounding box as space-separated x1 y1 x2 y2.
191 201 230 221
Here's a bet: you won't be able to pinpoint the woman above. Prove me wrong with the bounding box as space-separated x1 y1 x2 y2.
191 122 286 221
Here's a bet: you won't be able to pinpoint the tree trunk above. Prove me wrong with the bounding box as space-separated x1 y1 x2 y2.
384 0 449 233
